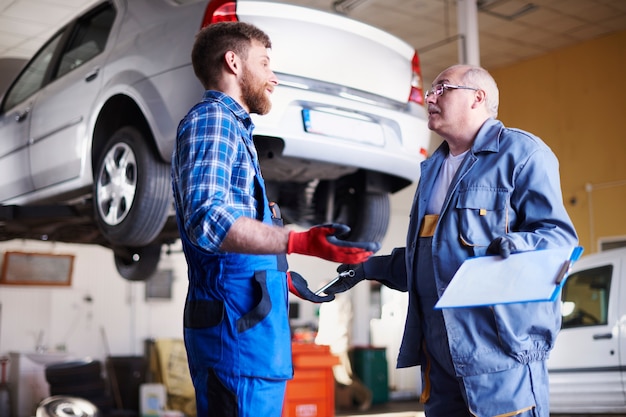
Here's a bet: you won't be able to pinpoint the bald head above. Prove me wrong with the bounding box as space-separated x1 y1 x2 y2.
426 65 500 153
445 64 499 117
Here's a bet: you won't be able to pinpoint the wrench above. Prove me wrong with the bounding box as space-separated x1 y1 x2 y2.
314 269 355 296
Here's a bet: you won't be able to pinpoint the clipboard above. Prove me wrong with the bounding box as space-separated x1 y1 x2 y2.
434 246 584 309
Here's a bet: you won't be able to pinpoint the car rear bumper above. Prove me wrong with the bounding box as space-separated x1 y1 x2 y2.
252 82 429 183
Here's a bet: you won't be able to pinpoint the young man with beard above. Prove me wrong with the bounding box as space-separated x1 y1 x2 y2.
324 64 578 416
171 22 379 417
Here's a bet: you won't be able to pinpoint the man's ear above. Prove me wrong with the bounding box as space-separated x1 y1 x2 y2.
224 50 242 75
472 89 487 109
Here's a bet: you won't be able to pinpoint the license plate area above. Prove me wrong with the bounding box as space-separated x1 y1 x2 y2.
301 108 384 146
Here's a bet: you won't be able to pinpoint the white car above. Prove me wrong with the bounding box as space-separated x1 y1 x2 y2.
0 0 430 279
549 247 626 413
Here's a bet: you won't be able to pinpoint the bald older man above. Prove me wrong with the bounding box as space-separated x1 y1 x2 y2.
325 65 578 417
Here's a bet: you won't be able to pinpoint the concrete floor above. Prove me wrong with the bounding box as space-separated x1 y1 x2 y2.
335 399 619 417
335 398 423 417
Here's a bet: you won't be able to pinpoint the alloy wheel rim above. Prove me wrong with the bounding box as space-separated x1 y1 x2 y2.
96 142 137 226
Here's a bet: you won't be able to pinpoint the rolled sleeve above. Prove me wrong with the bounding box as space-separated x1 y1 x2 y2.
173 94 257 252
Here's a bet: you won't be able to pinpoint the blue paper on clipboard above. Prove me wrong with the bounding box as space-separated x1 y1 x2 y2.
434 246 584 309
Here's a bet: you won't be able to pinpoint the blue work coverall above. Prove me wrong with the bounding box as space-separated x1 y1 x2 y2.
172 92 292 417
368 118 578 416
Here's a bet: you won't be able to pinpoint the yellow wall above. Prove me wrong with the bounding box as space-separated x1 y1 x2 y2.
490 29 626 253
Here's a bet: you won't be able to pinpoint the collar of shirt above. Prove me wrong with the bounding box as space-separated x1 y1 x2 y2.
471 117 501 153
202 90 254 131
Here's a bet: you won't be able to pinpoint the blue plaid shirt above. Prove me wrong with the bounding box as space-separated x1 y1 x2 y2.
172 90 261 253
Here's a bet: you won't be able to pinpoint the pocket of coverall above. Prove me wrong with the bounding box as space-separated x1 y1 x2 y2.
183 299 225 365
234 269 292 378
236 270 272 333
457 188 509 253
462 363 537 417
184 299 225 328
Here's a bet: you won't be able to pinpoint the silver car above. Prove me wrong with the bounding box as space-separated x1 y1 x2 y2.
0 0 430 279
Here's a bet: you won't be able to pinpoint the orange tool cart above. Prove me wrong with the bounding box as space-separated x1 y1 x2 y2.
282 343 340 417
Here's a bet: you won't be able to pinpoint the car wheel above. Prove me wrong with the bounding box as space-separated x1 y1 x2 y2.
37 396 100 417
45 361 102 385
314 179 390 243
94 126 171 247
113 244 162 281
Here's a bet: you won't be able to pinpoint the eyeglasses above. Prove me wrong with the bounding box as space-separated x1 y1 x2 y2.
424 83 479 100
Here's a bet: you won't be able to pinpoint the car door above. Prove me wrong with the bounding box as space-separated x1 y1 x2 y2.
548 252 624 410
0 33 65 201
28 3 115 191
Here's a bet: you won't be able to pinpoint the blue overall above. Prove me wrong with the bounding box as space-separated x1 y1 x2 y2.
178 169 292 416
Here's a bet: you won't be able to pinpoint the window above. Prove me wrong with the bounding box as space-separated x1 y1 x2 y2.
561 265 612 329
3 33 64 110
599 238 626 251
1 3 115 112
56 5 115 78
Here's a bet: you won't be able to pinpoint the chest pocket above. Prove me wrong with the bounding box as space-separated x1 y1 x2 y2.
457 187 509 247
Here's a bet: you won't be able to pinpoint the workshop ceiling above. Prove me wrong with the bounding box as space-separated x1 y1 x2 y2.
0 0 625 84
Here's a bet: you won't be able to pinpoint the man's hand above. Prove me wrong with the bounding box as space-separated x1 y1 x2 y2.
322 263 366 295
287 223 380 264
487 236 516 258
287 271 334 303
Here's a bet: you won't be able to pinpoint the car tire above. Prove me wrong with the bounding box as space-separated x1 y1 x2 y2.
45 360 102 385
36 396 100 417
346 190 390 243
94 126 171 247
314 179 390 243
113 244 162 281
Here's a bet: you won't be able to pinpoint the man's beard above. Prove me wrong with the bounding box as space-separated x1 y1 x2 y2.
241 66 272 115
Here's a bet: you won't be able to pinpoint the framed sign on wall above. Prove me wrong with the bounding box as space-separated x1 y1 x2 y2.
1 251 74 286
145 269 173 300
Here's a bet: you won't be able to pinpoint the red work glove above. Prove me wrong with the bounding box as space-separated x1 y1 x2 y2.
287 271 334 303
287 223 380 264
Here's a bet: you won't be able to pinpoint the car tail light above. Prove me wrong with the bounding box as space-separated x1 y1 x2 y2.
409 52 424 106
201 0 238 28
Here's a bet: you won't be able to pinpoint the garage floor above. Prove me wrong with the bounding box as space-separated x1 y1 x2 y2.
336 398 423 417
335 399 616 417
